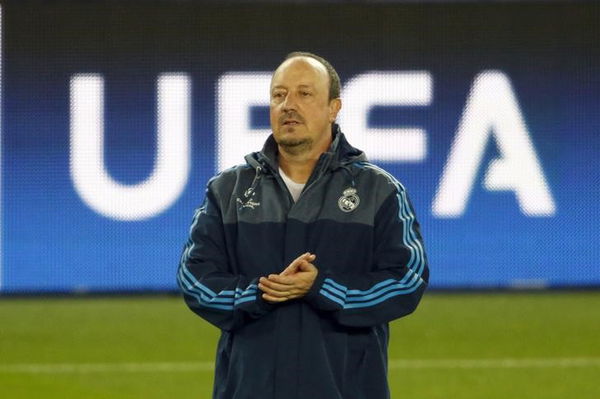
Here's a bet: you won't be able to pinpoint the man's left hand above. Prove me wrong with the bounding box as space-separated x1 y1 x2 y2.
259 254 318 303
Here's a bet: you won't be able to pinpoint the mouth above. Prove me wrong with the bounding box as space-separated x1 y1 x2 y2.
282 120 302 126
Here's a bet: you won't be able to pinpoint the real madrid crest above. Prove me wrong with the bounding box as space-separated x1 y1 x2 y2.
338 188 360 213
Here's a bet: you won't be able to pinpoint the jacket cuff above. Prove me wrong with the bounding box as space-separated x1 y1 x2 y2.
303 270 342 312
304 269 326 302
241 281 276 319
255 290 276 313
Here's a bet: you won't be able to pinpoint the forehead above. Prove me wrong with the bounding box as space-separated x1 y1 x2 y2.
271 57 329 89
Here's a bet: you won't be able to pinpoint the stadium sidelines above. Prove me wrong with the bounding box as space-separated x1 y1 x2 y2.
1 358 599 374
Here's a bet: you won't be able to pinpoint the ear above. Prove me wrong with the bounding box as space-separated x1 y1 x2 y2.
328 98 342 123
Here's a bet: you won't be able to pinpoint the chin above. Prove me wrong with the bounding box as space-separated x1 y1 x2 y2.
275 127 304 143
277 135 313 154
277 136 309 147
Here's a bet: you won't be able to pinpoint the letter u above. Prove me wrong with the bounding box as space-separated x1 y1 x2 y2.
70 74 191 220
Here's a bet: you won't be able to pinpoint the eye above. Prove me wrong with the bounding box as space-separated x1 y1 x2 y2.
300 91 312 97
272 91 286 100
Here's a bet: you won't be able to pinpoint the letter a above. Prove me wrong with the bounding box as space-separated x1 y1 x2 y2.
433 71 556 217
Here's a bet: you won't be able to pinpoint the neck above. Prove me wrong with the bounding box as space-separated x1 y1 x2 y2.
278 151 318 184
278 130 333 184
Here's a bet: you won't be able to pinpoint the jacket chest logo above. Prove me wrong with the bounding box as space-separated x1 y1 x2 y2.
338 188 360 213
237 198 261 210
237 188 261 210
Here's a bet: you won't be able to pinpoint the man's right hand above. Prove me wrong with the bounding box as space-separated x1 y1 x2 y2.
258 252 318 303
280 252 316 276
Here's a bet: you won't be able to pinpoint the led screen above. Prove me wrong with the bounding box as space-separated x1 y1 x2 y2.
2 2 599 292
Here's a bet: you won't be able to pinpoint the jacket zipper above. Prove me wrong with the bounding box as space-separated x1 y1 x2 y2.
295 154 333 203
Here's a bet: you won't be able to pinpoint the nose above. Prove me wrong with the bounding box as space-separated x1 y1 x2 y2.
281 92 298 112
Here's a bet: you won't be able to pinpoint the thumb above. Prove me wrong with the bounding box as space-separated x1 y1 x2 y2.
281 252 314 275
298 259 317 272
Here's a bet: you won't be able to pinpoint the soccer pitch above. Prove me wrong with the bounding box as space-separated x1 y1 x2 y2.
1 292 598 398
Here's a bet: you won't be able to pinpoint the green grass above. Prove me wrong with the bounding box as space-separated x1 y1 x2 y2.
1 292 599 398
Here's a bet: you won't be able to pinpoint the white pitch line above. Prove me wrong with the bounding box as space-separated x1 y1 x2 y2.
388 357 600 369
0 361 214 374
0 358 599 374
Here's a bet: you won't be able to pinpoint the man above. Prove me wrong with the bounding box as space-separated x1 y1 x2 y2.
178 52 429 399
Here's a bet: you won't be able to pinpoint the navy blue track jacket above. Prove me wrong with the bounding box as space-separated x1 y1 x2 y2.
178 124 429 399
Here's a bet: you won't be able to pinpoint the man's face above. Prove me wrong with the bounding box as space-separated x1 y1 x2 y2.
270 57 341 155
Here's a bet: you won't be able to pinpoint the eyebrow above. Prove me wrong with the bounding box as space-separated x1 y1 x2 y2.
271 84 314 90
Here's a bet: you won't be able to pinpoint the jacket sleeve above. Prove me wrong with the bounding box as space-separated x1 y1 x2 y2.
177 185 274 332
304 185 429 327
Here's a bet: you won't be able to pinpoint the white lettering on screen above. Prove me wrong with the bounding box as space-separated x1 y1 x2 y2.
340 71 431 162
67 70 555 220
217 73 272 173
432 71 556 217
69 73 191 221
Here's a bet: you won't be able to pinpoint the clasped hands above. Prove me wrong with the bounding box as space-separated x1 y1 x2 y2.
258 252 318 303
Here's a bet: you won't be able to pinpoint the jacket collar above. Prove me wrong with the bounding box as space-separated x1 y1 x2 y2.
245 123 366 173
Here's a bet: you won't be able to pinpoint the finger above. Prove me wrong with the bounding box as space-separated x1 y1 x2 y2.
293 252 311 263
262 293 288 303
264 291 305 302
282 252 313 274
259 277 293 291
291 256 315 272
297 261 317 272
261 276 293 286
265 275 294 285
288 260 316 275
267 273 297 285
259 286 289 298
258 282 291 298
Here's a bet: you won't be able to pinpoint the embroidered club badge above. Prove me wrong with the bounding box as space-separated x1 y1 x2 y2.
338 188 360 213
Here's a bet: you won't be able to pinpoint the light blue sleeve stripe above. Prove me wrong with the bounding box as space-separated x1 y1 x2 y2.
235 296 257 306
344 282 424 309
236 285 257 292
319 289 346 307
179 260 258 309
323 278 347 292
321 283 346 299
180 261 218 298
178 269 236 304
346 278 396 296
178 271 235 310
180 265 234 300
346 279 423 303
237 286 258 299
397 188 426 282
399 185 426 278
180 272 257 309
234 283 258 306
